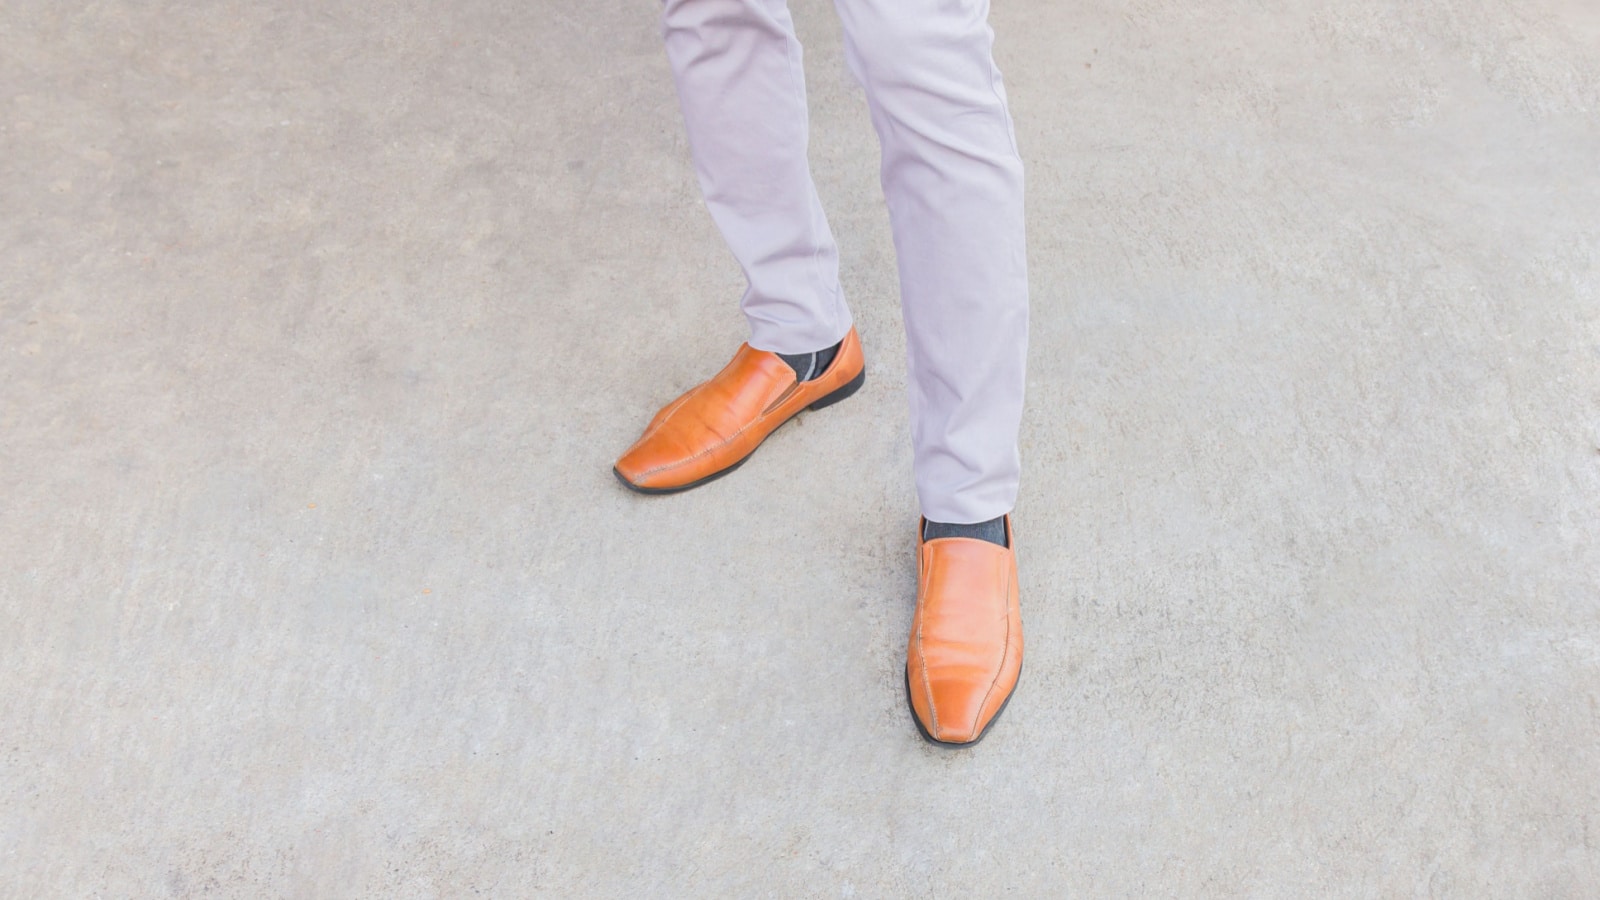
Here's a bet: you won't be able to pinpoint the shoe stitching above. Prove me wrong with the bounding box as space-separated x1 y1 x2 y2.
631 356 852 481
629 377 809 479
917 539 938 739
628 344 757 452
969 554 1014 740
630 388 698 449
630 416 762 480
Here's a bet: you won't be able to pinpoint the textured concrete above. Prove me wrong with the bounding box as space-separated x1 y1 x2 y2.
3 0 1598 895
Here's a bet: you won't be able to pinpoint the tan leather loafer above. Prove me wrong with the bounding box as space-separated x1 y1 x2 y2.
613 327 865 493
905 515 1022 746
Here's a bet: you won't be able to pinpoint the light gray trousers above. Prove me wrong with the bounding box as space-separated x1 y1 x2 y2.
661 0 1029 524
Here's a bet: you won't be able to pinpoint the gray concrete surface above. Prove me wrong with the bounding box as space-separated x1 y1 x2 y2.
3 0 1598 895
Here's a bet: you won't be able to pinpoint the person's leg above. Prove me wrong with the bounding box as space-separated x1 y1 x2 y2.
832 0 1029 526
661 0 852 355
833 0 1028 746
614 0 868 495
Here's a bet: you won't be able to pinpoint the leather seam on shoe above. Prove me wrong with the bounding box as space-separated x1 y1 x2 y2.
631 364 841 480
759 378 802 416
969 555 1014 739
633 388 698 447
632 343 764 450
627 387 790 480
918 543 939 739
628 419 759 480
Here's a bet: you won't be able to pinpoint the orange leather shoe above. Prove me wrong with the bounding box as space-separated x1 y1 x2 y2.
905 515 1023 746
613 327 865 493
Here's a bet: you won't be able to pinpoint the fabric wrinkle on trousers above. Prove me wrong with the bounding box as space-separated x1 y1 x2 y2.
661 0 1029 524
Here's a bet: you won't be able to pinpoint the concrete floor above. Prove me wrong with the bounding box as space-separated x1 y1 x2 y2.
3 0 1598 895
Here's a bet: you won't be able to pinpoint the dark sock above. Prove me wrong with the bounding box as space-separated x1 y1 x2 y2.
923 515 1008 548
777 339 842 383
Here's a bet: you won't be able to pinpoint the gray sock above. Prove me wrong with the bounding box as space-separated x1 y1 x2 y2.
923 515 1008 548
778 339 841 382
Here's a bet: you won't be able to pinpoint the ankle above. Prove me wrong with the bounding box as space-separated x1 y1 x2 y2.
777 338 842 382
922 515 1008 548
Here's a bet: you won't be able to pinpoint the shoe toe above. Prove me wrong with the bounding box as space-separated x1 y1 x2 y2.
910 664 1009 744
612 445 661 489
614 425 705 490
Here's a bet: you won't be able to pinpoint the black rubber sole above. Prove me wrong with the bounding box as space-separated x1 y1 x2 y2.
612 456 750 495
613 365 866 496
807 366 865 411
904 661 1021 748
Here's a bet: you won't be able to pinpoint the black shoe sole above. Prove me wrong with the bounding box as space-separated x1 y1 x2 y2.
806 366 865 411
904 661 1021 748
613 366 866 496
